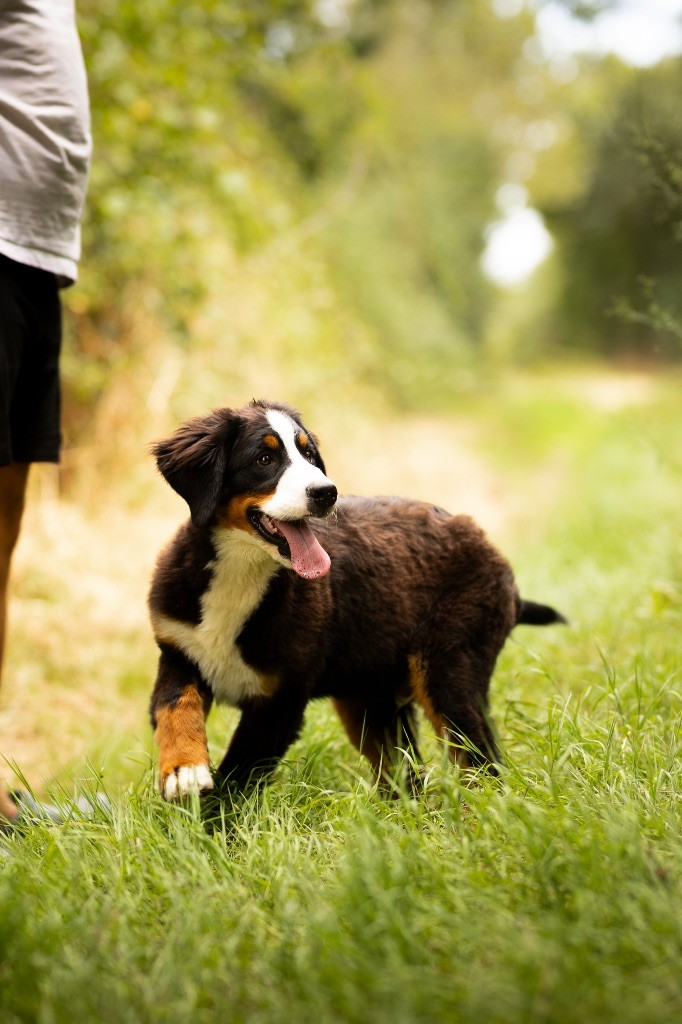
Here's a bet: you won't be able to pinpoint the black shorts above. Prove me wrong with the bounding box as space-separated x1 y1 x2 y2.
0 253 62 467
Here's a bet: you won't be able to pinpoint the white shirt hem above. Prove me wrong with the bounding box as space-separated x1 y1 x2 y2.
0 237 77 287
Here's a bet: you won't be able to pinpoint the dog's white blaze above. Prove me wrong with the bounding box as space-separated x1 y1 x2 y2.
261 409 332 520
152 530 278 706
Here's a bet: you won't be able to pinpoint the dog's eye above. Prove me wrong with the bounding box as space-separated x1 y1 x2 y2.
256 453 273 467
304 449 316 465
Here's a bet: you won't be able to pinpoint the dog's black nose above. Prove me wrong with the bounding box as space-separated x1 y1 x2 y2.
306 482 338 515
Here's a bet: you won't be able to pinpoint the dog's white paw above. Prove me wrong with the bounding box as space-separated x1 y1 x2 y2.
162 764 214 801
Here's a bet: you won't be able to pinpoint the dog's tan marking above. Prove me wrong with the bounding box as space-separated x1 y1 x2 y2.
219 491 276 533
408 654 442 732
155 685 209 778
154 632 182 650
408 654 471 768
333 698 383 772
297 431 309 448
258 672 281 698
263 434 280 449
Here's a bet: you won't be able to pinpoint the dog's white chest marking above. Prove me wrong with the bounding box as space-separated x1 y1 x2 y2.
152 531 276 706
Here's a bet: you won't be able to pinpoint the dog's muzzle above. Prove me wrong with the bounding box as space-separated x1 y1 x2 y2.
306 482 338 517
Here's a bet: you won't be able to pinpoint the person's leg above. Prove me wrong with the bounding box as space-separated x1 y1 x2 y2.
0 258 61 826
0 461 30 823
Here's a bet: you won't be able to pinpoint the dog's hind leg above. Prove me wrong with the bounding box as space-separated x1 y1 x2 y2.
150 645 214 801
333 697 423 793
216 689 308 789
408 651 500 774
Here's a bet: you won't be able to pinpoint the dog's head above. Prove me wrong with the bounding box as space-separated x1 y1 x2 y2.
152 400 337 579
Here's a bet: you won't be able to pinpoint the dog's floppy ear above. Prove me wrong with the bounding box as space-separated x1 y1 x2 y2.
152 409 240 529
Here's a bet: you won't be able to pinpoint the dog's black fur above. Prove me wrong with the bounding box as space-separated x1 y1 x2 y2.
148 400 565 798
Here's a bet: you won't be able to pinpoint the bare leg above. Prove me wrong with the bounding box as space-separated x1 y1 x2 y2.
0 462 30 823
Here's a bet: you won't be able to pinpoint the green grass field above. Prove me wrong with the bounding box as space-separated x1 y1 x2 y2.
1 370 681 1024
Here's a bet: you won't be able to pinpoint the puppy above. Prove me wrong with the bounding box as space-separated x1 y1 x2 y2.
148 400 564 799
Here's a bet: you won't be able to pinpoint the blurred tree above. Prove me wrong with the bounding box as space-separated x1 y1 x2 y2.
320 0 542 406
61 0 682 469
530 57 682 357
75 0 343 329
67 0 366 440
67 0 546 424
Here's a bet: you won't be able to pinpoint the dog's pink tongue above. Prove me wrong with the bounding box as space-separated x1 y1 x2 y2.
275 519 331 579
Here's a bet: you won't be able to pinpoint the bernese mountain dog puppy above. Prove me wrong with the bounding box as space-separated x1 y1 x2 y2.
148 399 565 800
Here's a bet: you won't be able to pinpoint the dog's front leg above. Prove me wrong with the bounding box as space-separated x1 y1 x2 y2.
216 689 308 788
150 645 214 801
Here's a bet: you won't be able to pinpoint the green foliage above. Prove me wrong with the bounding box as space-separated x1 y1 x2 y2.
61 1 682 456
76 0 324 317
64 0 549 437
322 0 532 407
530 58 682 357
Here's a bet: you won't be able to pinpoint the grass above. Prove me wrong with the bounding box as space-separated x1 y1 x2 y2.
1 368 681 1024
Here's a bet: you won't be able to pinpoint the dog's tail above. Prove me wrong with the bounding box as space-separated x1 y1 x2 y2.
516 599 568 627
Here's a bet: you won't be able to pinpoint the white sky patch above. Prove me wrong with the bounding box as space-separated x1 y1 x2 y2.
481 196 554 288
482 1 682 285
316 0 352 31
534 0 682 67
493 0 525 15
265 21 296 59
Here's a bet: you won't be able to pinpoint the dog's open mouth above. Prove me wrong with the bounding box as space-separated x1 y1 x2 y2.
249 509 331 580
